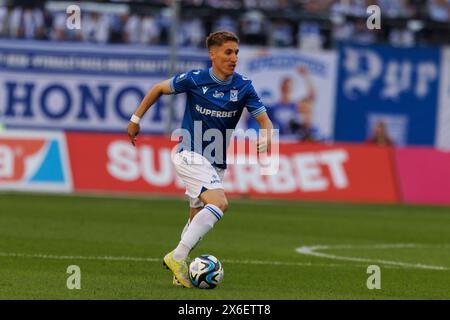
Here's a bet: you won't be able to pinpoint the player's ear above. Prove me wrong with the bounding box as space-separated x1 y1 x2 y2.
209 46 217 60
209 49 214 60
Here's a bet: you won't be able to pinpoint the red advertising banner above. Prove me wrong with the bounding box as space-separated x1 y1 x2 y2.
66 132 400 203
395 148 450 205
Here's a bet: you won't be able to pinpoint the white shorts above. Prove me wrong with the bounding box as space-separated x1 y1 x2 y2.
172 150 226 208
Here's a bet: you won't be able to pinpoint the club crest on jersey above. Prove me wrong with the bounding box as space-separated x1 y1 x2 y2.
230 89 238 102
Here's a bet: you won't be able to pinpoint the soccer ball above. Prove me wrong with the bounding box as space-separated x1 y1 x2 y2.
189 254 224 289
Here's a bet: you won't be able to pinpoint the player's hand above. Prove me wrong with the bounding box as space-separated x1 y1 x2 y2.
257 130 272 153
127 122 140 146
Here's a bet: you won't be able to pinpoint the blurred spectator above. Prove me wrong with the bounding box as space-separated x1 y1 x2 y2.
297 20 323 50
351 19 379 44
9 6 24 38
156 7 172 45
123 13 141 44
207 0 241 9
109 13 128 43
184 0 206 6
427 0 450 22
81 12 111 44
0 1 449 47
0 5 11 37
389 28 416 47
212 15 239 34
243 0 258 8
366 121 395 146
258 0 284 9
6 6 45 40
23 7 45 39
179 17 205 46
270 19 294 47
50 11 81 41
331 18 355 42
240 10 267 45
377 0 413 18
141 15 161 45
41 8 54 40
301 0 335 12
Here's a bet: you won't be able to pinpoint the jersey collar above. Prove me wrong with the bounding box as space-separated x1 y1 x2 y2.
209 68 233 85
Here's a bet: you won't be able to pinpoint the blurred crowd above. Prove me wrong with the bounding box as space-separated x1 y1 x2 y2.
0 0 449 49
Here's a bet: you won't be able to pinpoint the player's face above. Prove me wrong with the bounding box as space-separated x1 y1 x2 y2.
210 41 239 79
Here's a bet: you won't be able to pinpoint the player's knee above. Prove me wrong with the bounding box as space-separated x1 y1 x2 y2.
200 189 228 213
216 198 228 213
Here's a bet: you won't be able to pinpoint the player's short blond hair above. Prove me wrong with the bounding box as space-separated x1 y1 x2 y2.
206 31 239 49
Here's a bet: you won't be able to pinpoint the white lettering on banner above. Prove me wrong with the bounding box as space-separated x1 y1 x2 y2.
416 62 438 98
343 49 383 99
233 156 268 193
230 150 348 193
140 147 172 186
107 141 174 186
267 156 297 193
107 141 139 181
344 48 437 100
319 150 349 189
381 61 412 99
0 145 14 178
106 140 349 193
1 78 186 133
293 153 329 192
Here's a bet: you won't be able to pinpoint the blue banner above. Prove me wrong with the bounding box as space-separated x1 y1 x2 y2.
334 44 441 146
0 40 209 134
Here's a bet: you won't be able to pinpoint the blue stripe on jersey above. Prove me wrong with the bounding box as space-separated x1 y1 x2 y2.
205 205 222 220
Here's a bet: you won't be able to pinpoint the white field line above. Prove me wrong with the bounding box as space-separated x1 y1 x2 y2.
296 244 450 271
0 251 356 269
2 243 449 271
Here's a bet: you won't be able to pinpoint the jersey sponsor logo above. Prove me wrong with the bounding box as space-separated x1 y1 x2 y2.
213 90 224 98
230 89 238 102
202 86 209 94
193 70 201 75
195 104 238 118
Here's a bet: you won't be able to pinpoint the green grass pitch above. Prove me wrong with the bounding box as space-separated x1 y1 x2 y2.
0 192 449 299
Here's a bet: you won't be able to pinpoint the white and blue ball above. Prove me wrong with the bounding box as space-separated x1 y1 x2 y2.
189 254 224 289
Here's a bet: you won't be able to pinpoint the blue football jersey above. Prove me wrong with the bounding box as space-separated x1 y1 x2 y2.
170 67 266 169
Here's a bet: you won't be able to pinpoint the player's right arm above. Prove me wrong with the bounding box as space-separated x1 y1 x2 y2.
127 79 173 146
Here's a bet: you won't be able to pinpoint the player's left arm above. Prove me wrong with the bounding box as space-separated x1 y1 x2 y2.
255 112 273 153
244 82 273 153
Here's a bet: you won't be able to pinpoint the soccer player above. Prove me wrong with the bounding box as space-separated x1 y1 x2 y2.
127 31 273 288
